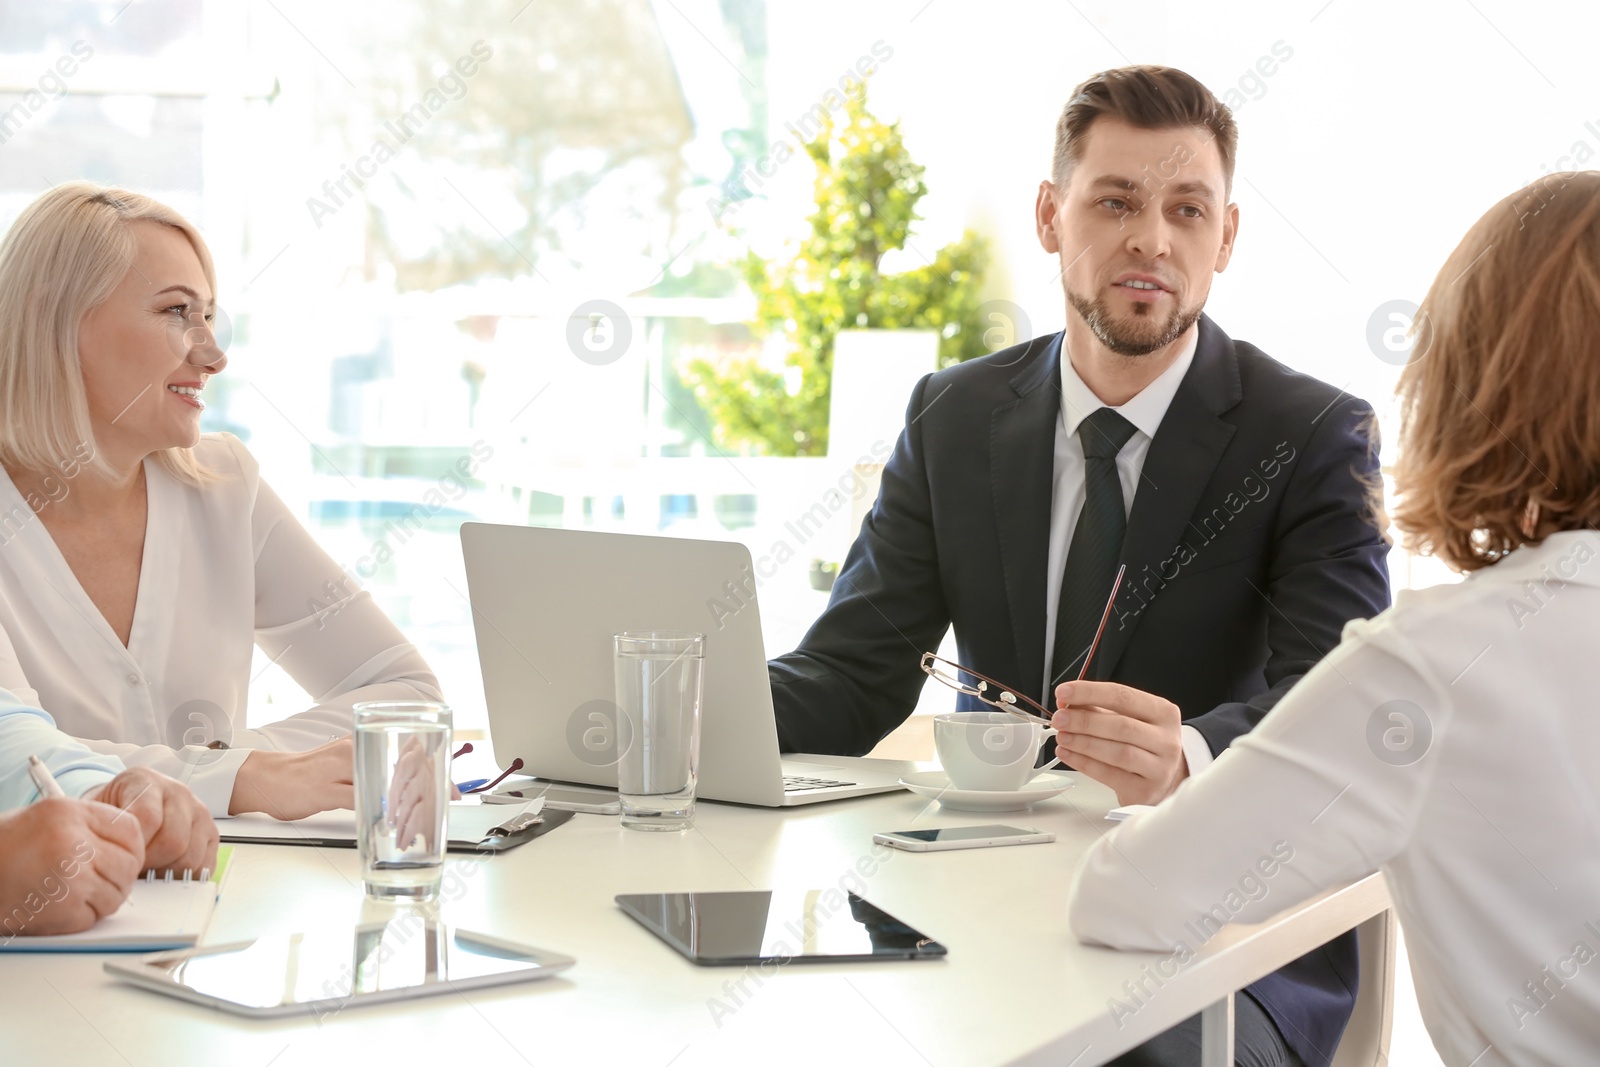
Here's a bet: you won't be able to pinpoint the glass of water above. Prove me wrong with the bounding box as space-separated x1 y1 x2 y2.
353 701 452 900
613 631 704 831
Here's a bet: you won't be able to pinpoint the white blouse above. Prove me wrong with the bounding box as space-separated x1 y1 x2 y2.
0 434 441 816
1068 530 1600 1067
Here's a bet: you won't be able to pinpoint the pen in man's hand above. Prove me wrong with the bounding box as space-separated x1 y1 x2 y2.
27 754 66 799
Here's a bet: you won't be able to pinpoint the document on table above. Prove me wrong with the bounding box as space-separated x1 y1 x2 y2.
0 846 234 953
218 798 546 849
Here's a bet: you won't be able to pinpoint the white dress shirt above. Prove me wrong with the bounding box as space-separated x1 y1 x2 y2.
0 434 441 816
0 699 122 808
1043 329 1214 775
1069 530 1600 1066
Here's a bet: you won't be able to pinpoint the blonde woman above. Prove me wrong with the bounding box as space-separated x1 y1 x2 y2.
0 183 442 819
1066 171 1600 1065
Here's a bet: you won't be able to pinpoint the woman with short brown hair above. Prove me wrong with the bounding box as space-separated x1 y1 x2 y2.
1068 171 1600 1066
1392 170 1600 566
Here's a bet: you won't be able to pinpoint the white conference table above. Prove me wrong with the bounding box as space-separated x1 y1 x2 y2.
0 773 1390 1067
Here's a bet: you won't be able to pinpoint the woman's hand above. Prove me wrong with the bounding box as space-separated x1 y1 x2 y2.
388 737 443 852
229 737 354 819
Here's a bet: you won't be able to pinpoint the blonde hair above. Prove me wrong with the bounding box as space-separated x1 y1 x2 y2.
1390 170 1600 570
0 182 217 487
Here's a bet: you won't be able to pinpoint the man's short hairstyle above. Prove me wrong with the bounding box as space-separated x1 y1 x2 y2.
1390 169 1600 570
1052 65 1239 195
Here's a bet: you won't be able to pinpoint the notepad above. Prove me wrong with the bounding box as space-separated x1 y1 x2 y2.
219 798 546 850
1105 804 1155 822
0 845 233 953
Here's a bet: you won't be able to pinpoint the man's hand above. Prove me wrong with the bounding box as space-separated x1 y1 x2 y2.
229 737 354 820
84 768 218 874
1052 680 1188 806
0 797 145 936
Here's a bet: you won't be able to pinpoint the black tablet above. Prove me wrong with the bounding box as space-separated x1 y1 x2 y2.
615 890 948 965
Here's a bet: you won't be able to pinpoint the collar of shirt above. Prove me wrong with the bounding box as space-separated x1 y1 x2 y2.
1058 328 1199 439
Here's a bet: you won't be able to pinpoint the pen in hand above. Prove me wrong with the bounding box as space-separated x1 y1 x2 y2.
1040 564 1128 773
27 754 67 799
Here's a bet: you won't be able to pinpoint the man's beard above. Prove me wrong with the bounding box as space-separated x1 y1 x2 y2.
1067 286 1203 357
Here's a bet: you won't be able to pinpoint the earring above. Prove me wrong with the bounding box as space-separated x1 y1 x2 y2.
1521 499 1541 539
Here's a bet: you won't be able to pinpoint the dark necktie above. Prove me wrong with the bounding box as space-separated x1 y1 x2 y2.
1047 407 1138 698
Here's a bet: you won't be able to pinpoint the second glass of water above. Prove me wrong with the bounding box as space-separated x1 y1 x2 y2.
353 701 452 900
614 631 704 831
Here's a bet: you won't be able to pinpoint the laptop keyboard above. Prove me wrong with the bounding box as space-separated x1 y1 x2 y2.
783 774 856 793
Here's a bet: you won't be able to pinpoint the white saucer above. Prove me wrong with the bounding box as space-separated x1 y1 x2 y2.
898 770 1075 812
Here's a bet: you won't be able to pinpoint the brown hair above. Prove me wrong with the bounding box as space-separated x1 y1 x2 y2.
1052 65 1238 194
1390 170 1600 571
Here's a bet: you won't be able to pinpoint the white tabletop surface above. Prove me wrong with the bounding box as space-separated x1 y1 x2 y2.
0 773 1389 1067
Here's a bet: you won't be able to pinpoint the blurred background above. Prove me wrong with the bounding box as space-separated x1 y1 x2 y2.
7 2 1598 1057
8 0 1597 727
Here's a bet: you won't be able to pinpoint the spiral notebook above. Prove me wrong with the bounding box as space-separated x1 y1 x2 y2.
0 846 232 953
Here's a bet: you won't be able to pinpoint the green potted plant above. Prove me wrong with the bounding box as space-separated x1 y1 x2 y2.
686 82 989 458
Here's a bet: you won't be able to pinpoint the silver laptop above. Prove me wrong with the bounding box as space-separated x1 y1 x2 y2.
459 523 916 806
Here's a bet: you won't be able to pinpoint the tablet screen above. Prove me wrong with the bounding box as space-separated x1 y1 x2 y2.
108 919 573 1016
615 890 947 965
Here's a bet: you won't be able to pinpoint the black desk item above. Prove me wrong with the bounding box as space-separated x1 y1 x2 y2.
615 889 947 965
220 807 576 853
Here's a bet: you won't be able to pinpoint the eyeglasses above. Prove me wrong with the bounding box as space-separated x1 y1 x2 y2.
451 742 524 795
919 654 1054 724
920 564 1126 769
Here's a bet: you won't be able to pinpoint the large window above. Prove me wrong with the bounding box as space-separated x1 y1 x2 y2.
5 0 1584 739
1 0 892 736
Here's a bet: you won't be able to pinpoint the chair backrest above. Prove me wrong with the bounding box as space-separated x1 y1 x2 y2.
1329 908 1397 1067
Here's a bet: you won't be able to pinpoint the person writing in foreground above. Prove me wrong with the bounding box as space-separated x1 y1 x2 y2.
0 693 216 936
1068 170 1600 1067
0 183 443 820
770 66 1389 1066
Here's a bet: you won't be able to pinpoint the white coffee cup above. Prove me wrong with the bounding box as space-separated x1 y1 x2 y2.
934 712 1058 792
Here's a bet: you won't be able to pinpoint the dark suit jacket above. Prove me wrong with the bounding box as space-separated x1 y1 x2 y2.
769 315 1391 1067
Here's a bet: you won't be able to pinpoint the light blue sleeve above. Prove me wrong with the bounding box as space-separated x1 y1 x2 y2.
0 693 124 809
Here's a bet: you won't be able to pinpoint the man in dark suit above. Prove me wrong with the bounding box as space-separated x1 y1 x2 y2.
768 65 1390 1067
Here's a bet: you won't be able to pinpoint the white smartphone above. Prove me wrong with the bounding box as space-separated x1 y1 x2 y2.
872 824 1055 852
